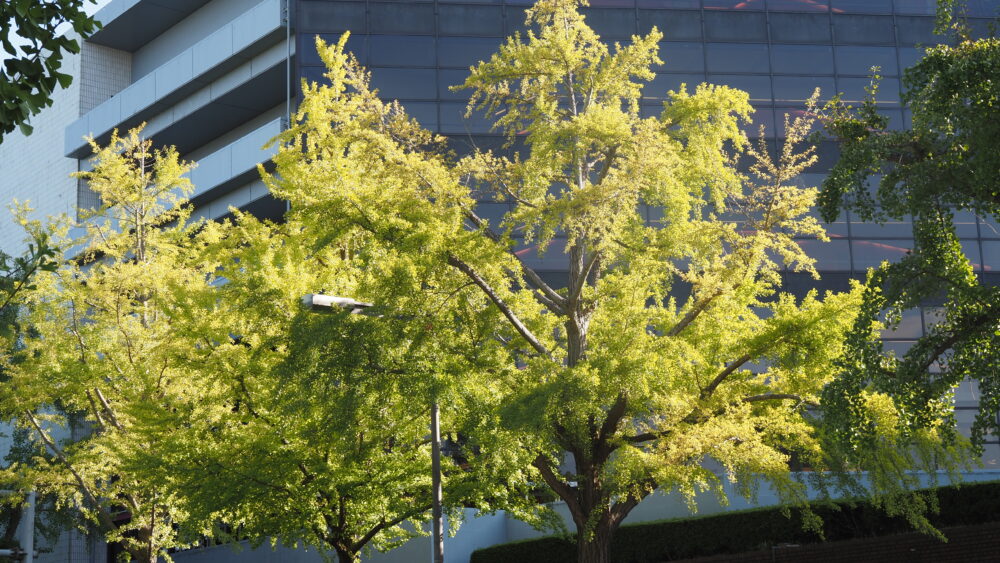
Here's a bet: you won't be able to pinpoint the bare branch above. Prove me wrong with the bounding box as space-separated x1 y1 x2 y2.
447 253 552 358
668 289 723 337
24 411 118 533
464 209 566 314
700 352 754 400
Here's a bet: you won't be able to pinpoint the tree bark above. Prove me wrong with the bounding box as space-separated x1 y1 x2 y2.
575 519 613 563
335 546 359 563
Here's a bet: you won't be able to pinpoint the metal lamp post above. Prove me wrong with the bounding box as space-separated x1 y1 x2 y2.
301 294 444 563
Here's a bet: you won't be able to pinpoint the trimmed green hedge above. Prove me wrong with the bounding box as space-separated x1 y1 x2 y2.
471 480 1000 563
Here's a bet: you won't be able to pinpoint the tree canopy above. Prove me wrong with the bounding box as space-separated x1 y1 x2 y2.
814 11 1000 476
257 2 933 561
0 0 101 139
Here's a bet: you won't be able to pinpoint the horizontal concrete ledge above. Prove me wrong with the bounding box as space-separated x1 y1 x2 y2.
67 0 288 158
188 117 285 207
89 0 213 51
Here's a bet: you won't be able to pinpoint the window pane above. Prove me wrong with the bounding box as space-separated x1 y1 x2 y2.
370 68 437 100
440 102 493 134
835 46 899 76
767 0 830 13
637 0 700 7
708 74 773 104
401 102 439 131
833 14 895 44
770 13 832 43
894 0 937 15
644 73 705 101
852 239 912 270
797 239 852 270
962 240 983 271
771 44 834 74
773 76 835 104
659 42 705 72
850 215 912 237
440 69 472 100
704 12 768 41
704 0 766 9
898 47 926 69
895 16 943 46
880 308 923 338
830 0 893 13
953 210 980 238
299 1 366 33
369 3 435 35
640 10 703 40
838 76 900 103
582 8 637 38
438 37 503 68
438 5 504 36
369 36 436 66
982 241 1000 273
706 43 770 72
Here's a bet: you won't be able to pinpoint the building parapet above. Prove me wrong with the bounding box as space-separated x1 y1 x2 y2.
65 0 287 158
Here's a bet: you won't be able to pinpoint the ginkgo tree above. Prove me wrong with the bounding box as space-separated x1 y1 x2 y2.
0 127 212 563
257 1 946 561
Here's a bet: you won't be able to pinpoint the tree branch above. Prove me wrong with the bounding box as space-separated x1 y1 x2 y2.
668 289 723 337
700 352 753 400
24 410 118 533
742 393 818 407
447 253 552 358
464 210 566 314
532 455 581 516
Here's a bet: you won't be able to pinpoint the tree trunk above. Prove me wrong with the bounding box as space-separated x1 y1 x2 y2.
335 546 359 563
576 521 613 563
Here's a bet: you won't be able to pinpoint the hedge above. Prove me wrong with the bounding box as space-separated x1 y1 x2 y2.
470 480 1000 563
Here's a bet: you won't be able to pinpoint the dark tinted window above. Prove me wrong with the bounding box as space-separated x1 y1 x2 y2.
644 73 706 101
705 43 769 72
895 16 943 46
833 14 894 44
708 74 773 103
438 37 503 68
770 13 831 43
704 11 768 41
771 44 834 74
369 35 435 66
830 0 892 12
838 76 900 102
582 8 637 38
439 5 504 36
768 0 829 10
298 1 365 33
772 75 835 104
659 42 705 72
369 68 437 100
639 9 702 40
835 46 899 76
369 3 435 35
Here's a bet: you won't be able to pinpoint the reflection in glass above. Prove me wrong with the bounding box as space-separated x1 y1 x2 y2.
767 0 829 11
852 239 912 270
831 0 893 13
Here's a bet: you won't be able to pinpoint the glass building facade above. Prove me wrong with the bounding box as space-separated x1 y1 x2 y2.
294 0 1000 463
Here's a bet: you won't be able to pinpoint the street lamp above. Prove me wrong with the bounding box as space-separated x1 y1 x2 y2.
301 294 445 563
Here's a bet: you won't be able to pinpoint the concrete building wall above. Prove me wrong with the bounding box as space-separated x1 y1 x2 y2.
0 46 82 256
132 0 263 80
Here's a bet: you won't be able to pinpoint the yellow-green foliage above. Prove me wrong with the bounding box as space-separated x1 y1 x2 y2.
0 127 213 561
259 1 882 560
